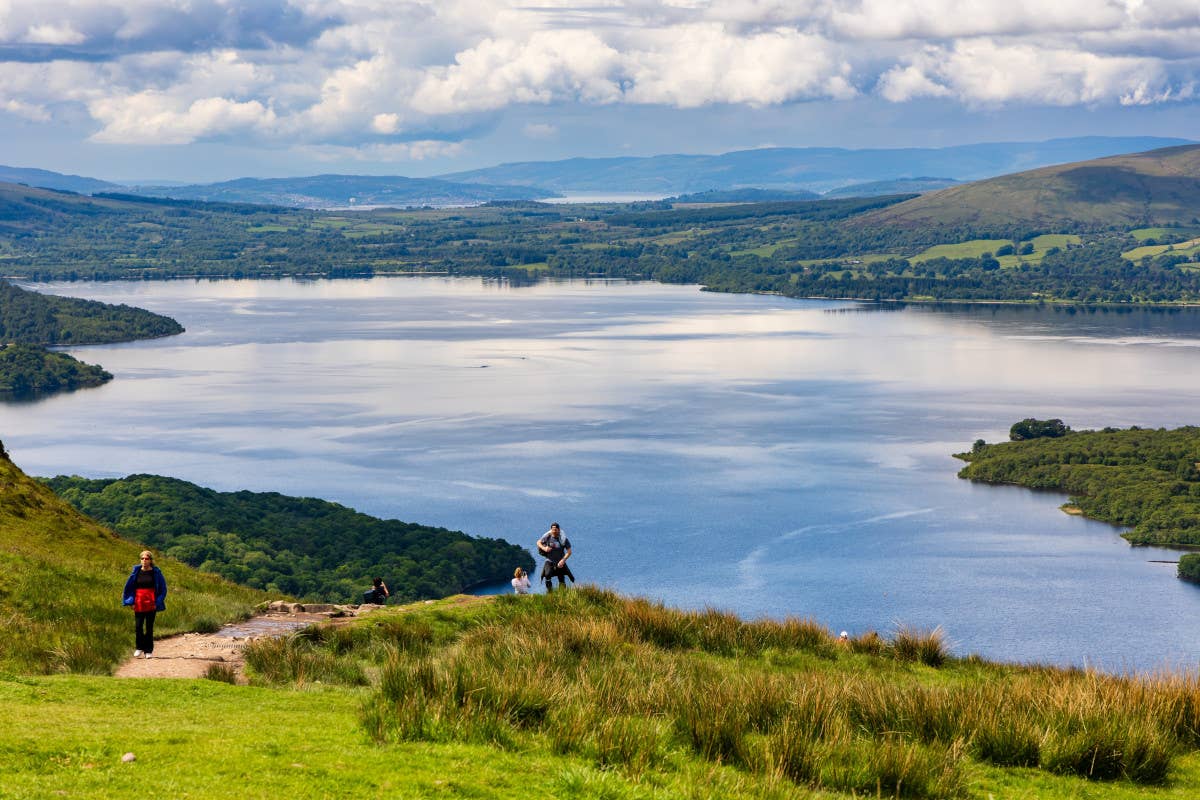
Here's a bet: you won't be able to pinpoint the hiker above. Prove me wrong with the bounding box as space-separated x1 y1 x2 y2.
363 577 390 605
511 566 532 595
536 522 574 592
122 550 167 659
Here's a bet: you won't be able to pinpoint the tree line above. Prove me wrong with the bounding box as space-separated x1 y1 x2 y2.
44 473 535 603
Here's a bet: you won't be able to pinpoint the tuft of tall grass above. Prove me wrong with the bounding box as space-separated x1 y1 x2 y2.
204 662 238 684
592 715 670 774
243 631 367 687
817 735 969 799
850 630 885 657
263 588 1200 793
891 625 949 667
1040 716 1173 783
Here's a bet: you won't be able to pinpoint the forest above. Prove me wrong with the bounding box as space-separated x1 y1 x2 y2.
956 423 1200 581
0 278 183 397
0 343 110 394
43 473 535 602
5 182 1200 305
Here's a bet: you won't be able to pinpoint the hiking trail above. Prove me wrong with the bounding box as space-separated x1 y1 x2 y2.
114 603 378 680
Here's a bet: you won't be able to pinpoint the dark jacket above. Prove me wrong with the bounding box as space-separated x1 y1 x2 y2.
122 565 167 611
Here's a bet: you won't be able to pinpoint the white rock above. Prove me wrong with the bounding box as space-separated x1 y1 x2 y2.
121 752 136 763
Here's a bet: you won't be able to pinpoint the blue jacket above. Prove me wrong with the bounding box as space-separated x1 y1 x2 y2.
122 565 167 611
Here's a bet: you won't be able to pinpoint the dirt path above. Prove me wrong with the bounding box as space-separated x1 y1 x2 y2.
114 595 489 680
114 609 358 680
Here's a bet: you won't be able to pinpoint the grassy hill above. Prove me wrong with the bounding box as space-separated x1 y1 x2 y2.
4 435 1200 797
0 445 265 674
860 144 1200 232
8 590 1198 799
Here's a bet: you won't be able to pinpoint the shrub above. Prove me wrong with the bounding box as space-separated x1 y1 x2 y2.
891 626 948 668
204 662 238 684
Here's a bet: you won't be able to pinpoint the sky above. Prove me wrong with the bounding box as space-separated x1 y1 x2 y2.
0 0 1197 183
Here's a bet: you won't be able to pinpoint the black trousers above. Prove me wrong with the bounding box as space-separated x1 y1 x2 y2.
541 561 575 590
135 611 156 653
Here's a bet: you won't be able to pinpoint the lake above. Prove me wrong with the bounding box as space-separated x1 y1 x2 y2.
7 277 1200 672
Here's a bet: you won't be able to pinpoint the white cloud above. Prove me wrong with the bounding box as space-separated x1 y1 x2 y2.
0 0 1197 152
22 23 86 45
523 122 557 139
411 29 624 114
0 98 50 121
623 24 855 107
296 140 465 162
88 92 277 144
877 39 1183 106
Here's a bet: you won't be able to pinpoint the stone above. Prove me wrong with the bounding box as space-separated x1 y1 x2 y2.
121 752 136 763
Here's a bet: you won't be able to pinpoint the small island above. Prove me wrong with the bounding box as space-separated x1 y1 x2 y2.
957 419 1200 583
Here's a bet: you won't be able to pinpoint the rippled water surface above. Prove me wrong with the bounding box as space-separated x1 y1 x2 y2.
8 278 1200 671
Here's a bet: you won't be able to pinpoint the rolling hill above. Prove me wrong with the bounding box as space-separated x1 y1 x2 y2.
439 136 1192 195
126 174 556 208
859 144 1200 232
0 164 121 195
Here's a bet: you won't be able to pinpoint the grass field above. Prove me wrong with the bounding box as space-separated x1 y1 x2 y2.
1123 238 1200 261
1129 227 1200 242
730 238 800 257
909 234 1082 269
909 239 1013 264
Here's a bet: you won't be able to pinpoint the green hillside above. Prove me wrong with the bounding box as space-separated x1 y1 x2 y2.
861 144 1200 232
5 436 1200 798
0 445 265 674
43 473 535 603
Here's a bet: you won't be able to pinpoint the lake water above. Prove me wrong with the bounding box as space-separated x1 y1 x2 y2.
6 277 1200 672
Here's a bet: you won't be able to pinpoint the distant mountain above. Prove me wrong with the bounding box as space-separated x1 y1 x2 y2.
669 188 820 203
822 177 960 199
439 137 1194 195
0 165 121 195
128 174 556 209
858 144 1200 231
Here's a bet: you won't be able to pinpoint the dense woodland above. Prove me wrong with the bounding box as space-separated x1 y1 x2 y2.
0 343 110 394
0 279 183 397
956 424 1200 581
5 182 1200 304
0 279 182 344
43 473 535 602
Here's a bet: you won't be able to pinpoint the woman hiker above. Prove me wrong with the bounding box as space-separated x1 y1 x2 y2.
122 549 167 658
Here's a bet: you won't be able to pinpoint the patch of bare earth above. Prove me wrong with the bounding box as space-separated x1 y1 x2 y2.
113 604 381 681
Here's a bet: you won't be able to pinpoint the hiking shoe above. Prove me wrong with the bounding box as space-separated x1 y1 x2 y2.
133 650 143 658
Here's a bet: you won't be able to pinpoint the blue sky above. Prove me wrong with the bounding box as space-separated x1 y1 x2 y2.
0 0 1197 183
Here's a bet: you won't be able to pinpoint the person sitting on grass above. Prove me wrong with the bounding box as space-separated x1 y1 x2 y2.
363 576 389 605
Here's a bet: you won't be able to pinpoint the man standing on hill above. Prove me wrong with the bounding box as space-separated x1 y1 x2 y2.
536 522 574 592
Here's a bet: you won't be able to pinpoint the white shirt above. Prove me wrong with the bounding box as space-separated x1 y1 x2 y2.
512 575 532 594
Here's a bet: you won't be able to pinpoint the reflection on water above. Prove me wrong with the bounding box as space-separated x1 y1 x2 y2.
6 278 1200 672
